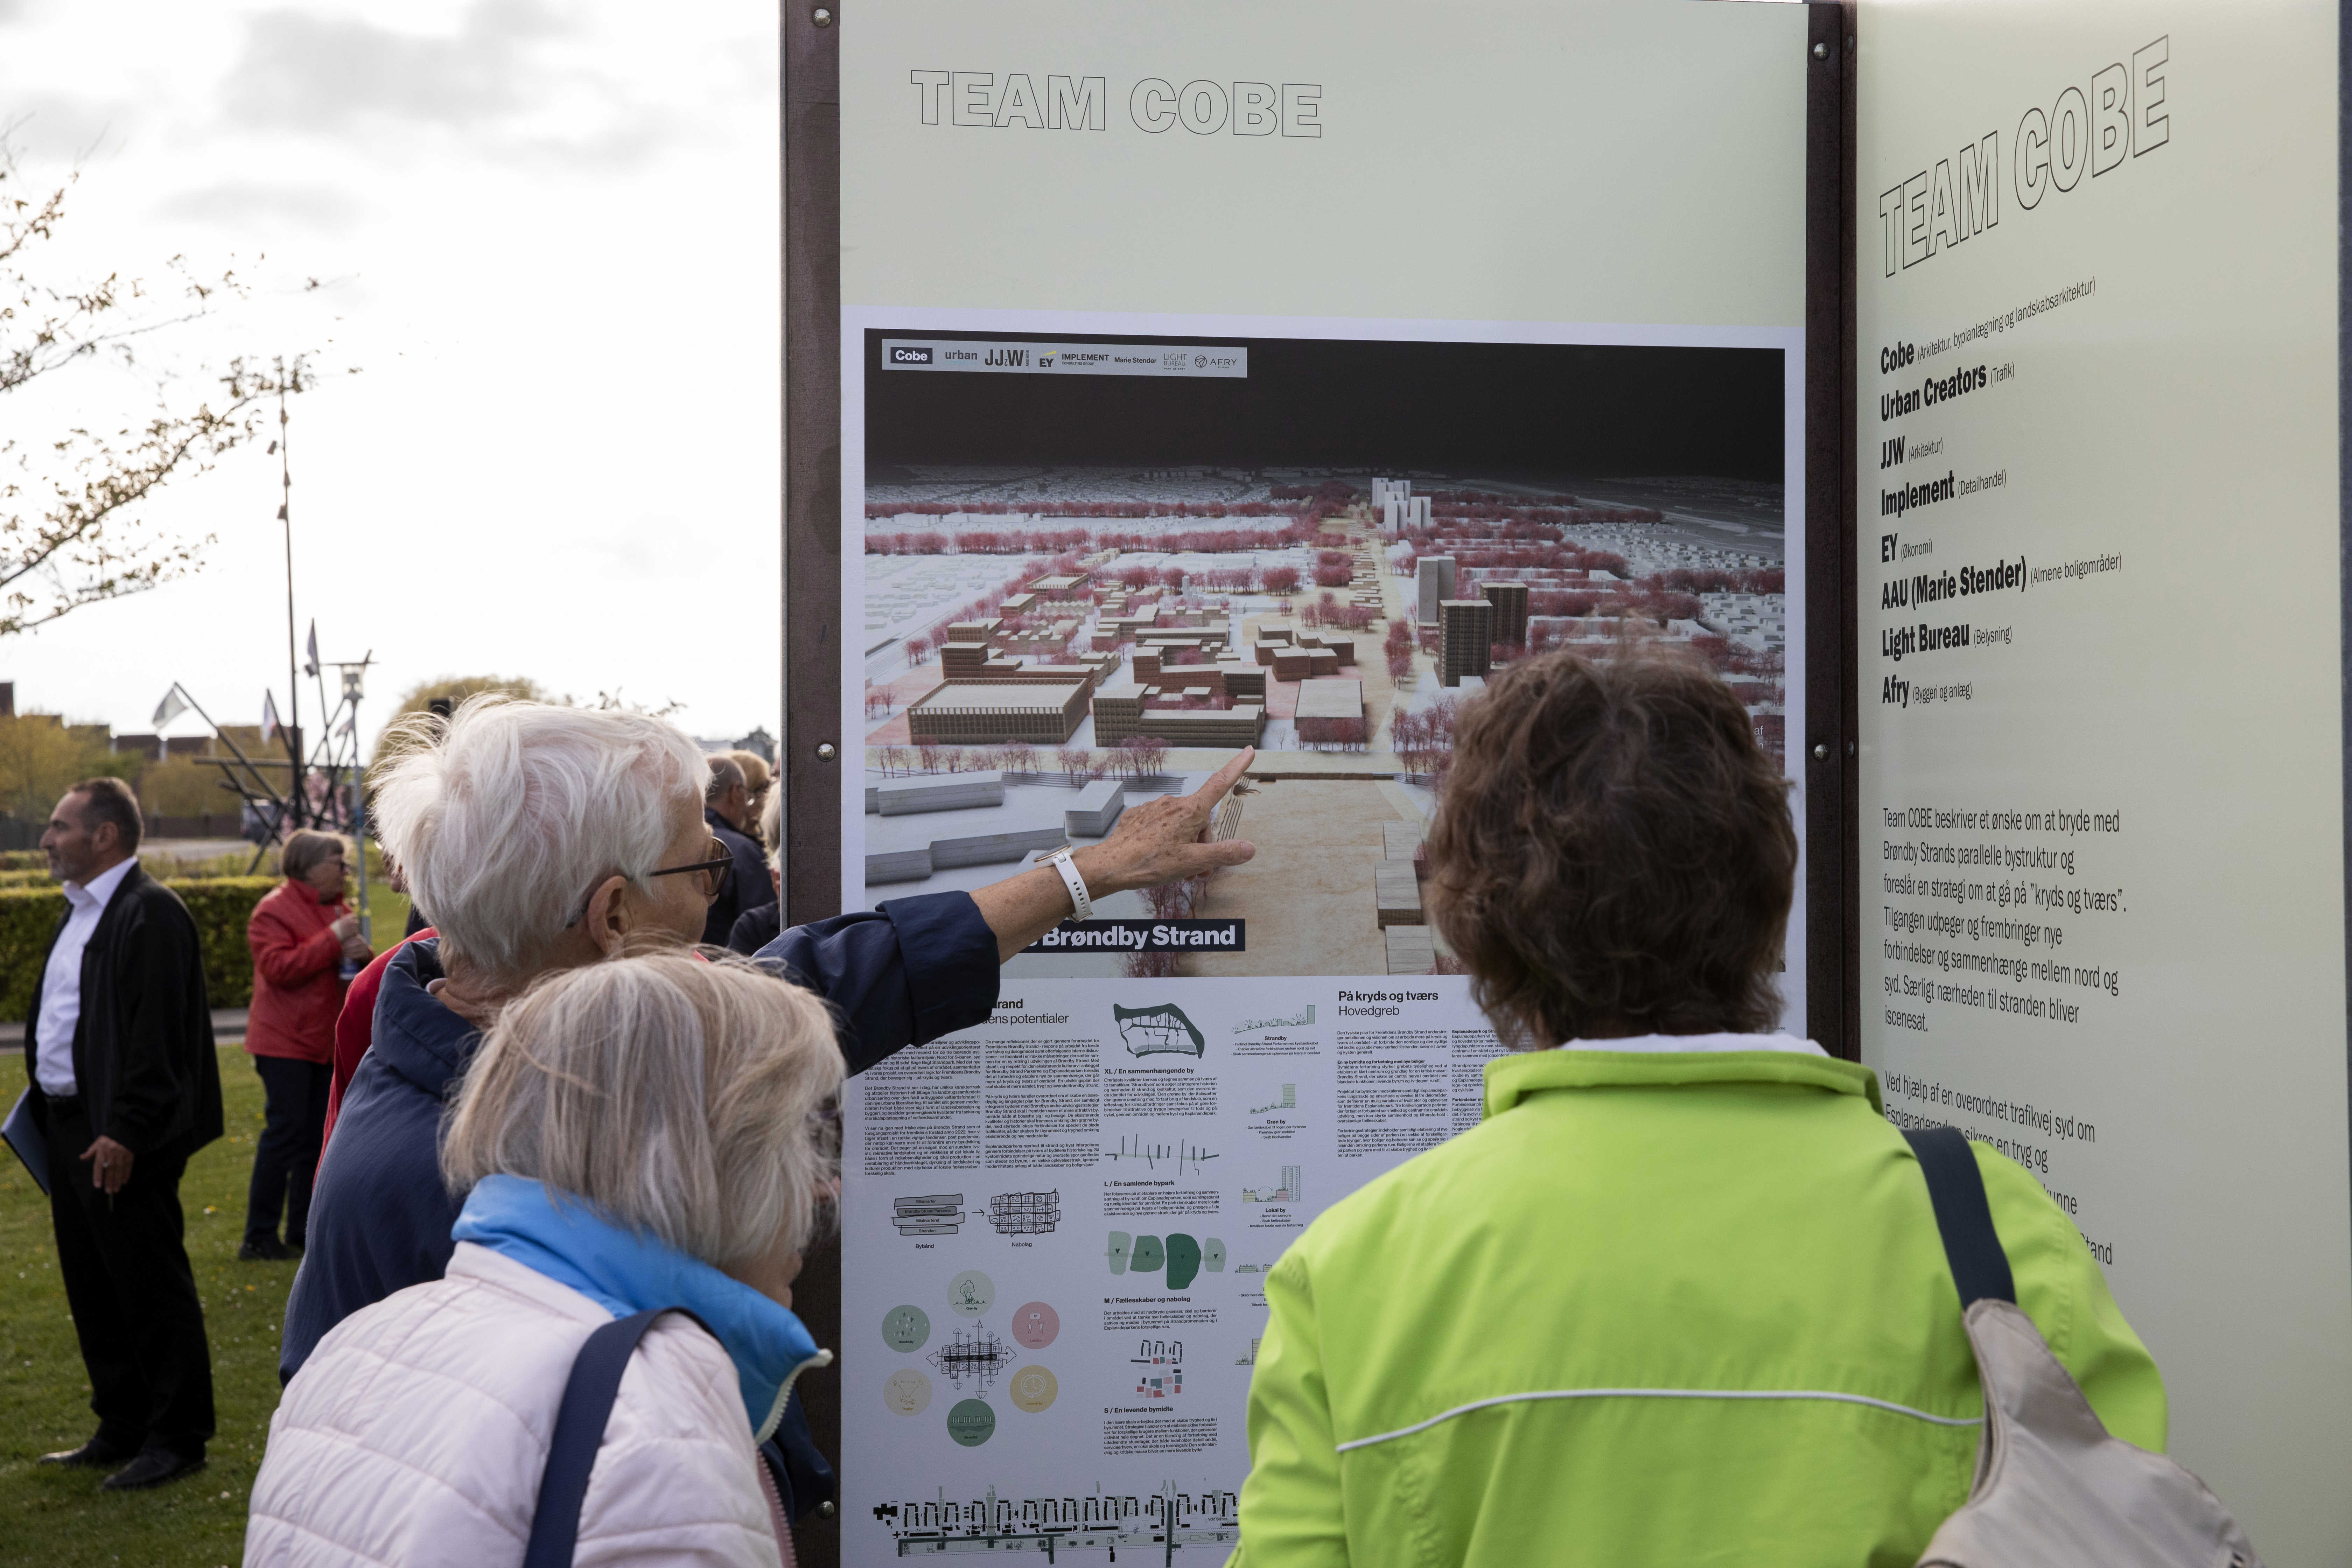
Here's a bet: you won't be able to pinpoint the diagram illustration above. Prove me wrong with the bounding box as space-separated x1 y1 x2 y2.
880 1303 931 1353
1250 1084 1297 1113
892 1193 966 1236
948 1269 996 1317
1130 1339 1185 1399
1008 1363 1058 1414
874 1482 1239 1556
985 1190 1062 1234
1242 1165 1303 1204
1103 1133 1218 1174
927 1321 1015 1394
1105 1231 1223 1289
1235 1004 1315 1034
1114 1001 1206 1057
1237 1337 1261 1366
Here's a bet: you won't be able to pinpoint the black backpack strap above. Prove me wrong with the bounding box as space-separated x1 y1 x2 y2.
1903 1126 2018 1307
525 1307 707 1568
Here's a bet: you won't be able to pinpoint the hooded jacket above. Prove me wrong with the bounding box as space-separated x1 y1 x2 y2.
1234 1039 2166 1567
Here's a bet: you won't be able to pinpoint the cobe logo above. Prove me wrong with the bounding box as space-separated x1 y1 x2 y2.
889 345 933 365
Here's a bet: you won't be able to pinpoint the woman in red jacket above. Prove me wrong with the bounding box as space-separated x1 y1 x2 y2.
242 832 371 1261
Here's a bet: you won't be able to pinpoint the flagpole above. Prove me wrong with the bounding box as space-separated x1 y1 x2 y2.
275 364 303 830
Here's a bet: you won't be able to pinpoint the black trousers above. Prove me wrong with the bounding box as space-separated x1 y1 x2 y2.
244 1055 330 1248
43 1098 215 1455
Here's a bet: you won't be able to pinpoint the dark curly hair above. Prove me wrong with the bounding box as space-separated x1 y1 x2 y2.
1425 649 1794 1048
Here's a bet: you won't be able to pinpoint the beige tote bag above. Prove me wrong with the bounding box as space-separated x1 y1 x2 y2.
1903 1127 2262 1568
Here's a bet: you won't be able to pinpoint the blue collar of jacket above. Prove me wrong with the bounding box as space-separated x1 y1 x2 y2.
374 938 481 1098
453 1173 831 1442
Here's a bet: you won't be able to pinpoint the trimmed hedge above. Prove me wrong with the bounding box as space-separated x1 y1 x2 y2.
0 876 276 1021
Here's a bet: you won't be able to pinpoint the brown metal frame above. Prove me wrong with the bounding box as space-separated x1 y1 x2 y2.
780 4 842 1562
779 6 1861 1556
1807 1 1861 1060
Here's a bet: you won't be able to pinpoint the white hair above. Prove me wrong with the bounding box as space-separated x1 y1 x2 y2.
442 953 846 1268
372 695 709 978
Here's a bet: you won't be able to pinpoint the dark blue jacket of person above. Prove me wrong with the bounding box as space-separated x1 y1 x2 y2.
279 891 999 1515
702 807 776 948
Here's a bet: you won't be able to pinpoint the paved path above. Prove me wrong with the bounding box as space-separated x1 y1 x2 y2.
0 1009 248 1051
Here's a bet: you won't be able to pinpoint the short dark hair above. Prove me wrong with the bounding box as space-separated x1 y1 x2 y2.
1425 649 1794 1048
280 830 351 881
67 776 144 855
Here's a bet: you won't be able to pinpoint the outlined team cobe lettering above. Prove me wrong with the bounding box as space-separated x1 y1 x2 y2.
908 71 1323 137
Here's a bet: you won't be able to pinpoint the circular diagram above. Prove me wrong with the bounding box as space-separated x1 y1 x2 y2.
946 1398 996 1447
1009 1300 1060 1349
1008 1363 1058 1414
883 1368 932 1416
881 1303 931 1353
947 1268 995 1317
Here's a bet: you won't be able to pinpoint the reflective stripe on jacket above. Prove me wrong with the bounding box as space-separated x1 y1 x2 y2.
1234 1048 2165 1567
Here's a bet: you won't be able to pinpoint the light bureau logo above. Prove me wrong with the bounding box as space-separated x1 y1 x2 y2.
1875 36 2168 278
909 71 1323 138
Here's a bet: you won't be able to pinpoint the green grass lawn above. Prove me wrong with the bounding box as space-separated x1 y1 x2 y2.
0 1047 292 1566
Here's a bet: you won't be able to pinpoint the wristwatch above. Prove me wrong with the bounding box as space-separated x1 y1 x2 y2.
1042 845 1092 922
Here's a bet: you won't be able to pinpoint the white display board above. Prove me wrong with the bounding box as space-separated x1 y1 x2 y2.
833 2 1810 1560
1854 5 2352 1560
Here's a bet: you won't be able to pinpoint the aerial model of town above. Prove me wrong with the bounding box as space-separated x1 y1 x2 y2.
852 334 1787 979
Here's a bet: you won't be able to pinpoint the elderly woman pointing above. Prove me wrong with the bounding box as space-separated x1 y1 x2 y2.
282 699 1252 1402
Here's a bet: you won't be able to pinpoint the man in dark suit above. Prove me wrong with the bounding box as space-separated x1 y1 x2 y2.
28 777 222 1490
700 755 776 946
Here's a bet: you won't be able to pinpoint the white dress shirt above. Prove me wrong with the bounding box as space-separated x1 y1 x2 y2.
33 856 138 1096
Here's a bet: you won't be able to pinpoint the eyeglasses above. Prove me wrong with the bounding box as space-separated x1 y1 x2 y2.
562 839 733 929
648 838 734 902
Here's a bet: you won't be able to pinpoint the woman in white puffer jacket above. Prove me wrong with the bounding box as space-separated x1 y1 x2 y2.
246 953 845 1568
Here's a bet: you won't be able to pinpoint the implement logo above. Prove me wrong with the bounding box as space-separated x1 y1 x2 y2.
1881 469 1956 518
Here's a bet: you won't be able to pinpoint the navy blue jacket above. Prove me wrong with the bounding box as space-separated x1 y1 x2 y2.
280 890 997 1399
701 807 776 947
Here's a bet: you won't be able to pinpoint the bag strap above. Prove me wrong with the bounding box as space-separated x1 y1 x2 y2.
525 1306 707 1568
1903 1126 2017 1307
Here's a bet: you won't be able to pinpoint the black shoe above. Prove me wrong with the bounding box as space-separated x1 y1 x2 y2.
238 1236 293 1262
38 1433 143 1468
101 1447 206 1491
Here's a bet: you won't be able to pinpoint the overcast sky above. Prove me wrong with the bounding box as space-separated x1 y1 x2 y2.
1 0 780 750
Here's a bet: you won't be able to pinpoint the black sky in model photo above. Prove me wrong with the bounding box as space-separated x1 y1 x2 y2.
866 333 1784 479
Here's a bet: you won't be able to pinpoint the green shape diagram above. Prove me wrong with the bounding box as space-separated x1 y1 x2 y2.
1202 1238 1227 1273
1107 1231 1132 1275
946 1398 996 1447
880 1303 930 1352
1166 1233 1202 1290
1130 1234 1166 1273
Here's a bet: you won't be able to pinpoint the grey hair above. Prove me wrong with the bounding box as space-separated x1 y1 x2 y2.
758 776 783 854
705 755 743 804
441 953 845 1269
371 695 709 978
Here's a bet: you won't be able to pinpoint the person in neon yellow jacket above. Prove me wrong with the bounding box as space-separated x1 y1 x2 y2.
1235 651 2162 1566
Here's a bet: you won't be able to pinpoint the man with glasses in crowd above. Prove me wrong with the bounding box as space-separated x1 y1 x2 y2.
282 697 1254 1402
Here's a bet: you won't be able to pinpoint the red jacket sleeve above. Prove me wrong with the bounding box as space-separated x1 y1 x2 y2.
250 890 344 989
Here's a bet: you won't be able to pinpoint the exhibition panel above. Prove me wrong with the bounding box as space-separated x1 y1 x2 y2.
823 3 1814 1560
1854 4 2351 1561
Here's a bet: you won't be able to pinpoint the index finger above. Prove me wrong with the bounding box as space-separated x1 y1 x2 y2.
1185 747 1257 807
